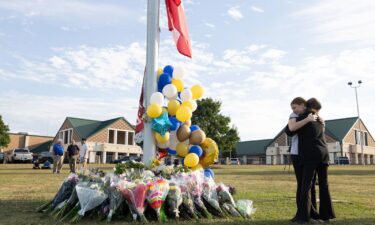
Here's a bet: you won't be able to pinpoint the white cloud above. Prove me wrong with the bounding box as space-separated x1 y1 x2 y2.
294 0 375 44
251 6 264 13
204 22 215 28
227 6 243 21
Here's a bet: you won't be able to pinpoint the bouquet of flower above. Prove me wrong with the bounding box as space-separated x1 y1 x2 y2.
236 199 256 219
186 171 212 219
216 183 242 217
36 173 79 213
119 180 148 222
146 178 170 222
106 186 124 222
202 177 226 218
50 186 78 220
171 173 198 220
165 182 182 219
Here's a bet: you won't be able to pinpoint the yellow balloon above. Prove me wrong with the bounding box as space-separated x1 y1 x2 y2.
200 138 219 167
176 142 189 157
168 100 180 116
192 163 203 171
157 67 163 79
181 100 193 110
184 153 199 168
172 79 184 92
147 104 162 118
191 84 205 100
176 106 192 122
155 132 170 144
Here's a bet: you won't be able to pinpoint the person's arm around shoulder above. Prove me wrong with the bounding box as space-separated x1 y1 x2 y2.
288 113 317 132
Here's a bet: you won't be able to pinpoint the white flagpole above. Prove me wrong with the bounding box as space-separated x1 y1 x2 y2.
143 0 160 166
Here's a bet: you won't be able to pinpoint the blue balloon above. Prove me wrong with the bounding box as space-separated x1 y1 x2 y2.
204 168 214 178
163 65 174 75
181 158 184 165
167 148 177 155
158 73 172 92
189 145 203 157
190 125 200 132
169 116 181 131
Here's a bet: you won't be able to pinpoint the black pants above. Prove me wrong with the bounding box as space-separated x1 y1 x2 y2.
300 163 336 221
291 155 318 220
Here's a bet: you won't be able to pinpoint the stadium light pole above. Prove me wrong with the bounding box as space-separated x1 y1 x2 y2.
348 80 364 165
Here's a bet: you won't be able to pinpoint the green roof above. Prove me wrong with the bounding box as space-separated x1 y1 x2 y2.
236 139 273 156
66 117 134 139
30 140 53 154
324 117 358 141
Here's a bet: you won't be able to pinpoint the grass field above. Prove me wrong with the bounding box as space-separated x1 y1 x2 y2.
0 164 374 225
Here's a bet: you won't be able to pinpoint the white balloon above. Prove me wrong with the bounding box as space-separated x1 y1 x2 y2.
191 100 197 112
162 84 178 100
150 92 164 105
173 66 186 79
180 89 192 102
167 131 179 150
157 142 168 149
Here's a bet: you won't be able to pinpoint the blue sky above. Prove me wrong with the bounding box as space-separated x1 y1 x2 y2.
0 0 374 141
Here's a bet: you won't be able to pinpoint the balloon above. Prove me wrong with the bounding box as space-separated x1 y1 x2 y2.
200 138 219 167
158 73 172 92
162 84 178 100
192 163 203 171
176 106 192 122
168 130 179 150
155 132 170 144
177 124 191 142
184 119 192 127
151 112 172 136
157 67 164 79
189 145 203 157
180 89 192 102
176 142 189 157
150 92 164 105
167 148 177 155
147 104 162 118
191 100 198 112
173 66 185 79
204 168 214 178
191 84 205 100
190 125 200 132
163 65 174 75
172 79 184 92
181 100 194 110
190 129 206 145
184 153 199 168
157 142 168 149
162 107 168 114
169 116 181 131
167 100 180 116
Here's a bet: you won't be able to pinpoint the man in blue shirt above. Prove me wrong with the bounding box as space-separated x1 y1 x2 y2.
52 139 65 174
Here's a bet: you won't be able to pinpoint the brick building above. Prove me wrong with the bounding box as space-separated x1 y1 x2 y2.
52 117 143 163
2 132 53 156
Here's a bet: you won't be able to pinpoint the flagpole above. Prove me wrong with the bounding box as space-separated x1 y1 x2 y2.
143 0 160 166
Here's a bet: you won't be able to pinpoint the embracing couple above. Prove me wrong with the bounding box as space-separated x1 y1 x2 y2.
286 97 336 224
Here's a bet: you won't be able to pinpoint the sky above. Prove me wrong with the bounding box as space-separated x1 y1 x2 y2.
0 0 374 142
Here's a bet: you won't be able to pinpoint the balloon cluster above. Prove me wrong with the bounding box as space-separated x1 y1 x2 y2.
146 65 219 175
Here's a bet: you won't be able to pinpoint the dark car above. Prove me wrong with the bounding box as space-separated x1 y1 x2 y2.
334 156 350 165
111 156 141 164
37 151 54 164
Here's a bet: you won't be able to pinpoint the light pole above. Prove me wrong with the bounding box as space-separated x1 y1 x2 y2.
348 80 364 165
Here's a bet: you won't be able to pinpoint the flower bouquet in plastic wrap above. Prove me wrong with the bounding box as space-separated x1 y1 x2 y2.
172 173 198 220
236 199 256 219
216 183 242 218
202 177 226 218
165 181 182 219
36 173 79 213
119 180 148 222
186 171 212 219
146 178 170 222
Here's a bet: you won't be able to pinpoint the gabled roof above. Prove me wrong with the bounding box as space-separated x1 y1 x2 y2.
324 117 358 141
236 139 273 156
30 140 53 154
66 117 134 139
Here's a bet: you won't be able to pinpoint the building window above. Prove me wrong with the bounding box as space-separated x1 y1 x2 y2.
117 131 126 144
108 130 115 144
128 132 134 145
355 130 361 145
108 129 134 145
355 130 368 146
59 129 72 144
364 132 368 146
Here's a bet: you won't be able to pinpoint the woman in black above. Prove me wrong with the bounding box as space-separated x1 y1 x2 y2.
294 98 336 223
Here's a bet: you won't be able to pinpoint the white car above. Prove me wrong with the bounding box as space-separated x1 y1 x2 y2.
10 148 33 163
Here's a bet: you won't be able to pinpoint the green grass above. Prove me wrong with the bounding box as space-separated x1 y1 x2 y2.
0 164 374 225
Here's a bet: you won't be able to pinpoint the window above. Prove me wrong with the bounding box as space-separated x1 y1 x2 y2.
128 132 134 145
59 129 72 144
364 132 368 146
355 130 368 146
355 130 361 145
117 131 126 144
108 130 115 144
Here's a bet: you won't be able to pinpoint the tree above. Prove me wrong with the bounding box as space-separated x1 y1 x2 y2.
191 98 240 157
0 115 10 149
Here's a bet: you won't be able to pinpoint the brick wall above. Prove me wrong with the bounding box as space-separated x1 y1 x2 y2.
344 120 375 147
89 119 134 143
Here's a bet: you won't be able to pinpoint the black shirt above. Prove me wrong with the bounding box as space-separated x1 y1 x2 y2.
296 112 329 165
67 144 79 157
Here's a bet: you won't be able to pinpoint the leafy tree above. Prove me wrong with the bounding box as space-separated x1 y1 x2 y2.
191 98 240 157
0 115 10 149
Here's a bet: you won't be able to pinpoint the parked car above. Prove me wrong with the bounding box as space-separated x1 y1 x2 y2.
230 158 241 165
111 156 141 164
9 148 33 163
0 152 5 163
334 156 350 165
37 151 54 164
